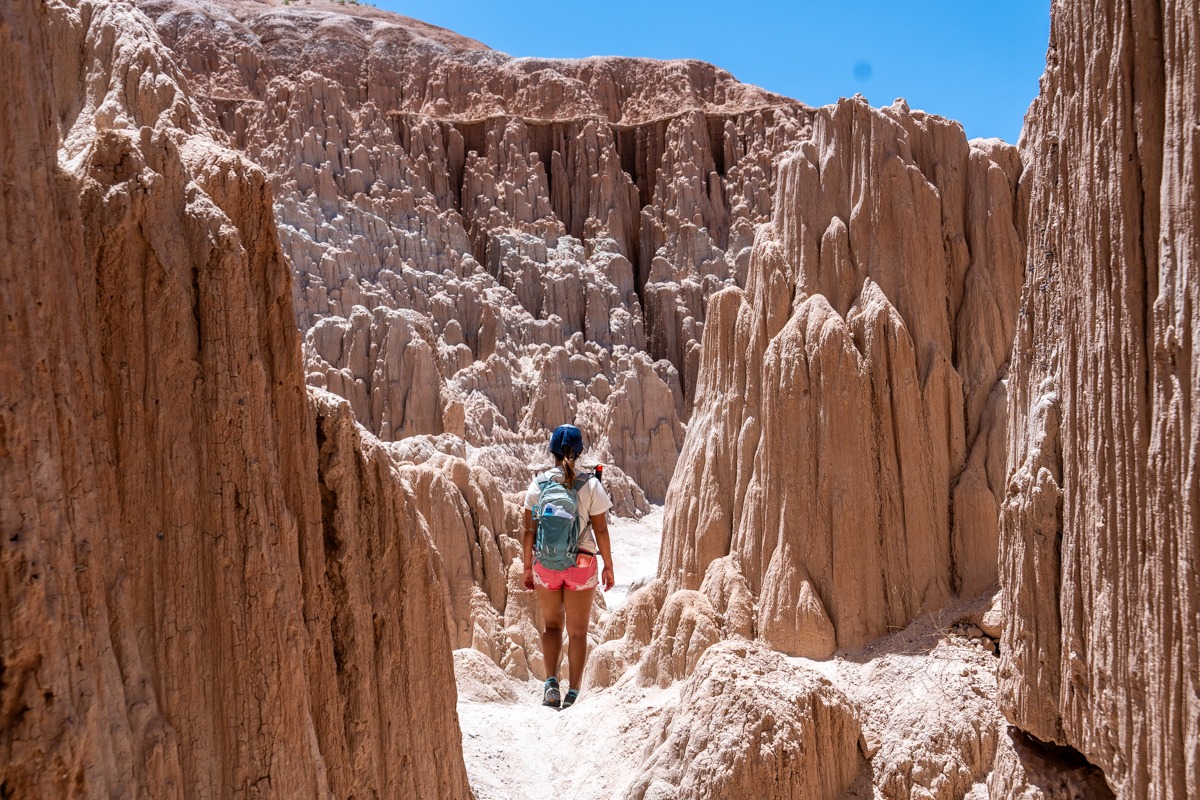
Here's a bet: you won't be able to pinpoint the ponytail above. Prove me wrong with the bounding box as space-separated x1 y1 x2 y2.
558 453 577 486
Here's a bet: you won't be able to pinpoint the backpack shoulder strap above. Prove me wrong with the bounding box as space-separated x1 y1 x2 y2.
572 475 590 492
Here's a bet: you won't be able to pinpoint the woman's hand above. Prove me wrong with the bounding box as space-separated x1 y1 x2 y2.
523 565 535 591
591 513 616 592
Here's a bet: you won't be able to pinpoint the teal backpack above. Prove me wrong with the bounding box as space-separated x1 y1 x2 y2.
533 473 590 570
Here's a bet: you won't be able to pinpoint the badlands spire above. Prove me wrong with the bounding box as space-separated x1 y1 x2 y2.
660 97 1024 654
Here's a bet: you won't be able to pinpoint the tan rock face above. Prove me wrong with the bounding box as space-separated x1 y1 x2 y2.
998 1 1200 797
628 641 862 800
586 556 757 693
661 97 1025 652
584 579 668 690
135 0 818 501
0 1 469 796
632 590 723 688
850 635 1003 800
309 389 474 798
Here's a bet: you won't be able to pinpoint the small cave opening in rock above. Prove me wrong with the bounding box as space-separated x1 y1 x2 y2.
1005 728 1116 798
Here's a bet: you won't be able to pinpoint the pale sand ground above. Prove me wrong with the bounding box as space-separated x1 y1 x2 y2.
456 672 680 800
455 509 1000 799
602 504 665 612
457 507 669 800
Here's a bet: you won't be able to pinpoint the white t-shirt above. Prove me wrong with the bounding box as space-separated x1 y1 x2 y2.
524 467 613 554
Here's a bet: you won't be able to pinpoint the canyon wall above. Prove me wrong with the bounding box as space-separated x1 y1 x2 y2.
998 0 1199 797
8 1 1197 798
136 0 818 503
0 1 469 796
659 96 1024 654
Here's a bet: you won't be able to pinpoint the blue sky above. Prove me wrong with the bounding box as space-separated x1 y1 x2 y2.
377 1 1051 143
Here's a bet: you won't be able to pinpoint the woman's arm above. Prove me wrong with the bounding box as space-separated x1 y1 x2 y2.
591 513 615 591
522 508 535 590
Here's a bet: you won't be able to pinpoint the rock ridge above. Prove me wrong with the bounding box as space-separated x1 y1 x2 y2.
659 95 1025 653
0 1 471 795
136 0 817 503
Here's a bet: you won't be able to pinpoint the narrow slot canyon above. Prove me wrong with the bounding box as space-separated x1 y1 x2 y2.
2 1 1195 798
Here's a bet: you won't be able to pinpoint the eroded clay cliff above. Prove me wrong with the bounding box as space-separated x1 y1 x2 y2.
998 1 1199 797
135 0 818 503
659 96 1025 654
0 1 469 796
9 0 1198 797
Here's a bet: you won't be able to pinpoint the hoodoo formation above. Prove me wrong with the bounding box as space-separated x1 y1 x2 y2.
1 0 1195 798
659 99 1024 655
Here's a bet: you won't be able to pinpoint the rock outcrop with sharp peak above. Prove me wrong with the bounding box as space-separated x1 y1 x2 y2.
659 96 1025 654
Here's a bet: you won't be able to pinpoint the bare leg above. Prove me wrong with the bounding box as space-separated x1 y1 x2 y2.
536 585 565 679
563 587 596 690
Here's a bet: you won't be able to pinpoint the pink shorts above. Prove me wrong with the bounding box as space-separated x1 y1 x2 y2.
533 554 599 591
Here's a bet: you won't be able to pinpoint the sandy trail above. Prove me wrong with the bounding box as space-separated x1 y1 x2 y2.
455 503 1003 800
457 507 667 799
602 504 664 612
457 677 679 800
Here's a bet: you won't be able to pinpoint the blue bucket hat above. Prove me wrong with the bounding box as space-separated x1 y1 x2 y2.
549 424 584 458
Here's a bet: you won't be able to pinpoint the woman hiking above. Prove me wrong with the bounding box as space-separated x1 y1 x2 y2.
522 424 615 708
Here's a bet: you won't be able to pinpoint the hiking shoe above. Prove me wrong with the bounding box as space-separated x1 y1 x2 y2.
561 689 580 709
542 677 561 707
